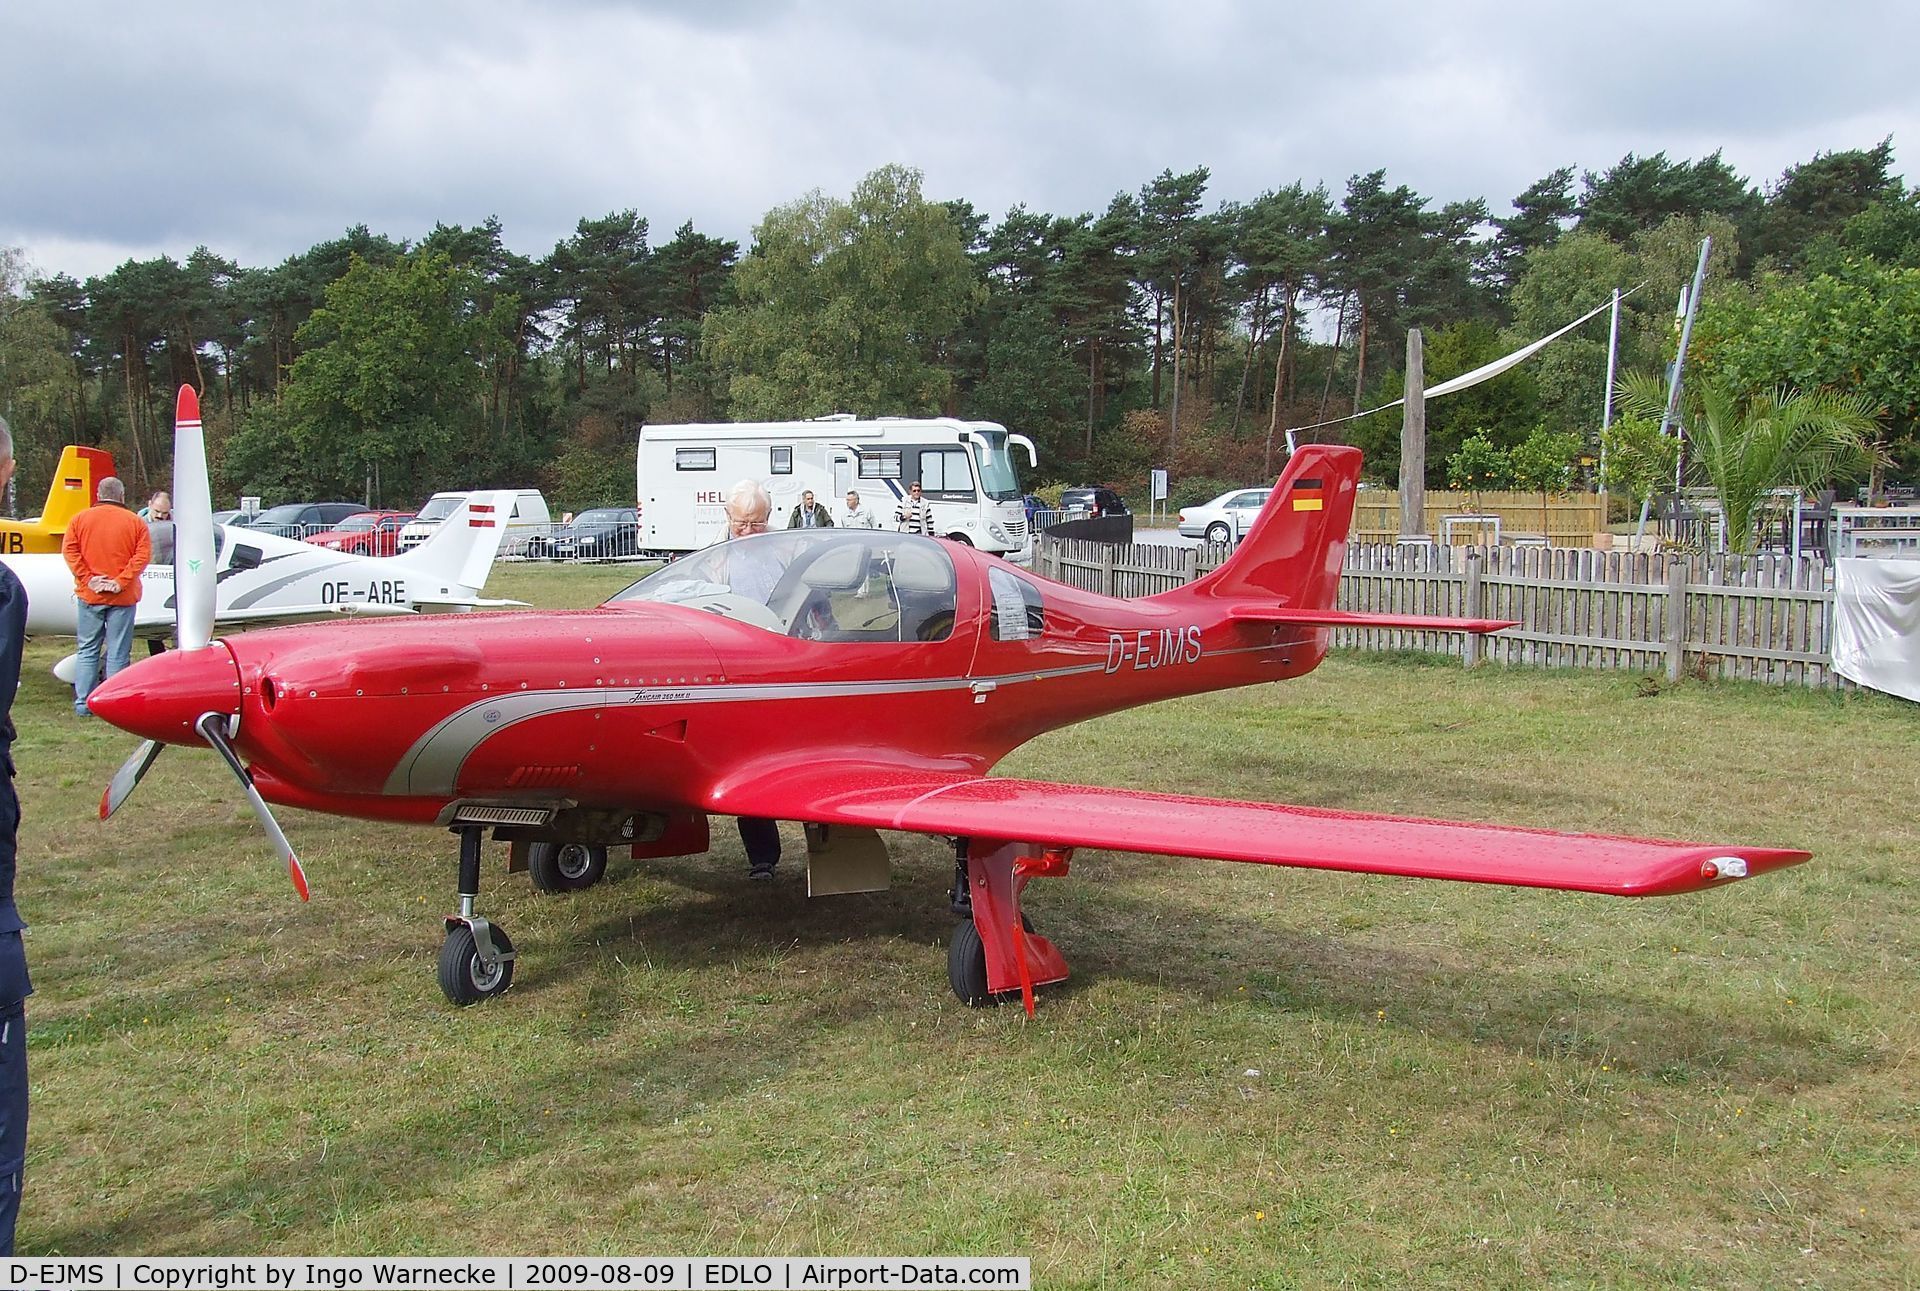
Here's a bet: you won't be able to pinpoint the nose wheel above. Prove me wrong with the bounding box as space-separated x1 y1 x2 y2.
439 826 517 1006
439 922 515 1005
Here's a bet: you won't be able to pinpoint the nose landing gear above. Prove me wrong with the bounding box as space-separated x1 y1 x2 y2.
439 825 517 1006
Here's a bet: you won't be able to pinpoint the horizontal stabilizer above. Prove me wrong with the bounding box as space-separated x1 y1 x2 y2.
1226 607 1517 633
709 764 1808 898
207 602 420 628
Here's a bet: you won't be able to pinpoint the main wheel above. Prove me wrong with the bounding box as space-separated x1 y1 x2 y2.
438 923 515 1006
1205 521 1231 545
947 914 1034 1007
527 841 607 893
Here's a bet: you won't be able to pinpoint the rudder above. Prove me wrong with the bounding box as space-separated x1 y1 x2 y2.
35 446 116 529
394 490 517 589
1160 445 1363 609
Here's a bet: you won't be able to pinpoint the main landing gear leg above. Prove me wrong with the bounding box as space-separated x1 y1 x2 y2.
438 825 517 1006
946 839 1071 1014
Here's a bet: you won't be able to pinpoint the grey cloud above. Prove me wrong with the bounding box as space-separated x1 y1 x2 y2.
3 0 1917 279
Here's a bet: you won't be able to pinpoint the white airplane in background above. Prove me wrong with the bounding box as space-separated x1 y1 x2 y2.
4 392 526 673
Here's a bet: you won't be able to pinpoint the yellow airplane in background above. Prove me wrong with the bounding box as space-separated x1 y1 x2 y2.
1 445 116 554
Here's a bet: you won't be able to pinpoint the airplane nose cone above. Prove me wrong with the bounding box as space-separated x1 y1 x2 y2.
86 642 244 743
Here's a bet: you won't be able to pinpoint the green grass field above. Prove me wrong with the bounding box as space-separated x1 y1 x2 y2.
14 561 1919 1286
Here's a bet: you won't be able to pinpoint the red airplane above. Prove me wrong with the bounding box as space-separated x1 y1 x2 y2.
87 388 1810 1011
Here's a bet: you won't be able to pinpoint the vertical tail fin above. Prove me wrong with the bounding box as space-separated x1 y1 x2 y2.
35 445 116 530
1157 445 1363 609
392 490 516 590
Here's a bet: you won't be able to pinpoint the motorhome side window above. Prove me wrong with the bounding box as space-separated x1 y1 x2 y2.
675 448 717 471
858 450 902 479
919 448 974 498
770 446 793 474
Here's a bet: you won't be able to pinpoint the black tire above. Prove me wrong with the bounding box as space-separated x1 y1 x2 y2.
1205 521 1231 545
947 914 1035 1007
527 841 607 894
946 533 973 546
438 923 515 1006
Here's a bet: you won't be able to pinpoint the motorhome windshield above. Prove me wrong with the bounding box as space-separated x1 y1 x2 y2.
971 432 1022 502
418 495 465 521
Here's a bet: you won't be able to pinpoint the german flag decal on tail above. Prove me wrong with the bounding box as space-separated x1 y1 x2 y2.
1290 479 1324 511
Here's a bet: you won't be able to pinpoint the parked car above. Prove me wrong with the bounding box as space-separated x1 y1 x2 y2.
211 509 243 528
1178 487 1273 544
233 501 366 539
525 507 640 559
398 489 552 554
1059 486 1131 518
304 510 416 557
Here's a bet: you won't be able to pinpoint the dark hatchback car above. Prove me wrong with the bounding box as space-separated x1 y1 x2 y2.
235 501 367 539
1059 486 1130 518
527 506 641 559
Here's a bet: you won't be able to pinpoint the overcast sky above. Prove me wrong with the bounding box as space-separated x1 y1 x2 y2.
4 1 1917 281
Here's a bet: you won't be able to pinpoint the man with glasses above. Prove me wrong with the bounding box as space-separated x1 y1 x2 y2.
721 479 782 604
721 480 784 880
894 480 932 535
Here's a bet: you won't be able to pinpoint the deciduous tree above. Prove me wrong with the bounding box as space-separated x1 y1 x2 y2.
703 165 980 419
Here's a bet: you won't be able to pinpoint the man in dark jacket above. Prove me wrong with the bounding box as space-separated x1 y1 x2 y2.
787 490 833 530
0 417 31 1254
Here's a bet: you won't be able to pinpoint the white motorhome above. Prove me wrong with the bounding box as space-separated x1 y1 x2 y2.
636 416 1038 560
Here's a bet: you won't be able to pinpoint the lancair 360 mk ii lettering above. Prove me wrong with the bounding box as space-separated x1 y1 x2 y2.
87 386 1809 1011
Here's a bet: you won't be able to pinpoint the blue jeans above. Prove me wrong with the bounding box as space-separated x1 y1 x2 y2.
73 599 135 714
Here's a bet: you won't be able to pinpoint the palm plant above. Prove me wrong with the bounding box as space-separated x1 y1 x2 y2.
1620 373 1879 554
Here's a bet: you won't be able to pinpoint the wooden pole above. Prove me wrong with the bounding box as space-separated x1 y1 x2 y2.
1400 328 1425 537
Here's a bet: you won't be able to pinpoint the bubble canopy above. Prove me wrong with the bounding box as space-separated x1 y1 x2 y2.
608 530 959 642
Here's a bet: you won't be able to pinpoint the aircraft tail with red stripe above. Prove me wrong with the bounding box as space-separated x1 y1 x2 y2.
390 490 520 591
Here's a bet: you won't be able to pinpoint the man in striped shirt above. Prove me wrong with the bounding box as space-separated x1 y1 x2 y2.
894 481 933 536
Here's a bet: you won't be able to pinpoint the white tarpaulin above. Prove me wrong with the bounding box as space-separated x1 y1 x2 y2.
1281 285 1642 439
1832 557 1920 703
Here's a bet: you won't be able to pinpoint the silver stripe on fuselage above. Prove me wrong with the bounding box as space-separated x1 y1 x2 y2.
378 634 1310 798
382 661 1110 796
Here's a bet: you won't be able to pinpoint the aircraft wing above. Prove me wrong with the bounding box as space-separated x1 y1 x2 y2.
210 602 420 628
706 765 1808 897
412 595 529 611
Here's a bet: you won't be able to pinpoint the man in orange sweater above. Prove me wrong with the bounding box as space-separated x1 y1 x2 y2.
61 476 151 716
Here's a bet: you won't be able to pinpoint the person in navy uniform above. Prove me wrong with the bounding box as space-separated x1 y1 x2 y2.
0 417 29 1254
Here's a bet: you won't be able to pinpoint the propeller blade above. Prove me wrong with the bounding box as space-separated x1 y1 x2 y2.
194 712 310 902
172 385 216 651
100 739 164 821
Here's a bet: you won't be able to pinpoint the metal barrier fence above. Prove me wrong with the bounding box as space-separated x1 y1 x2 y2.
1035 536 1844 688
238 520 656 562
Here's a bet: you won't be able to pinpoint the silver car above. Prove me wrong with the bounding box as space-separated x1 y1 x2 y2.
1177 487 1272 544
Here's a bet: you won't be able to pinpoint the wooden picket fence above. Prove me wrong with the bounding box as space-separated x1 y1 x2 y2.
1034 537 1841 688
